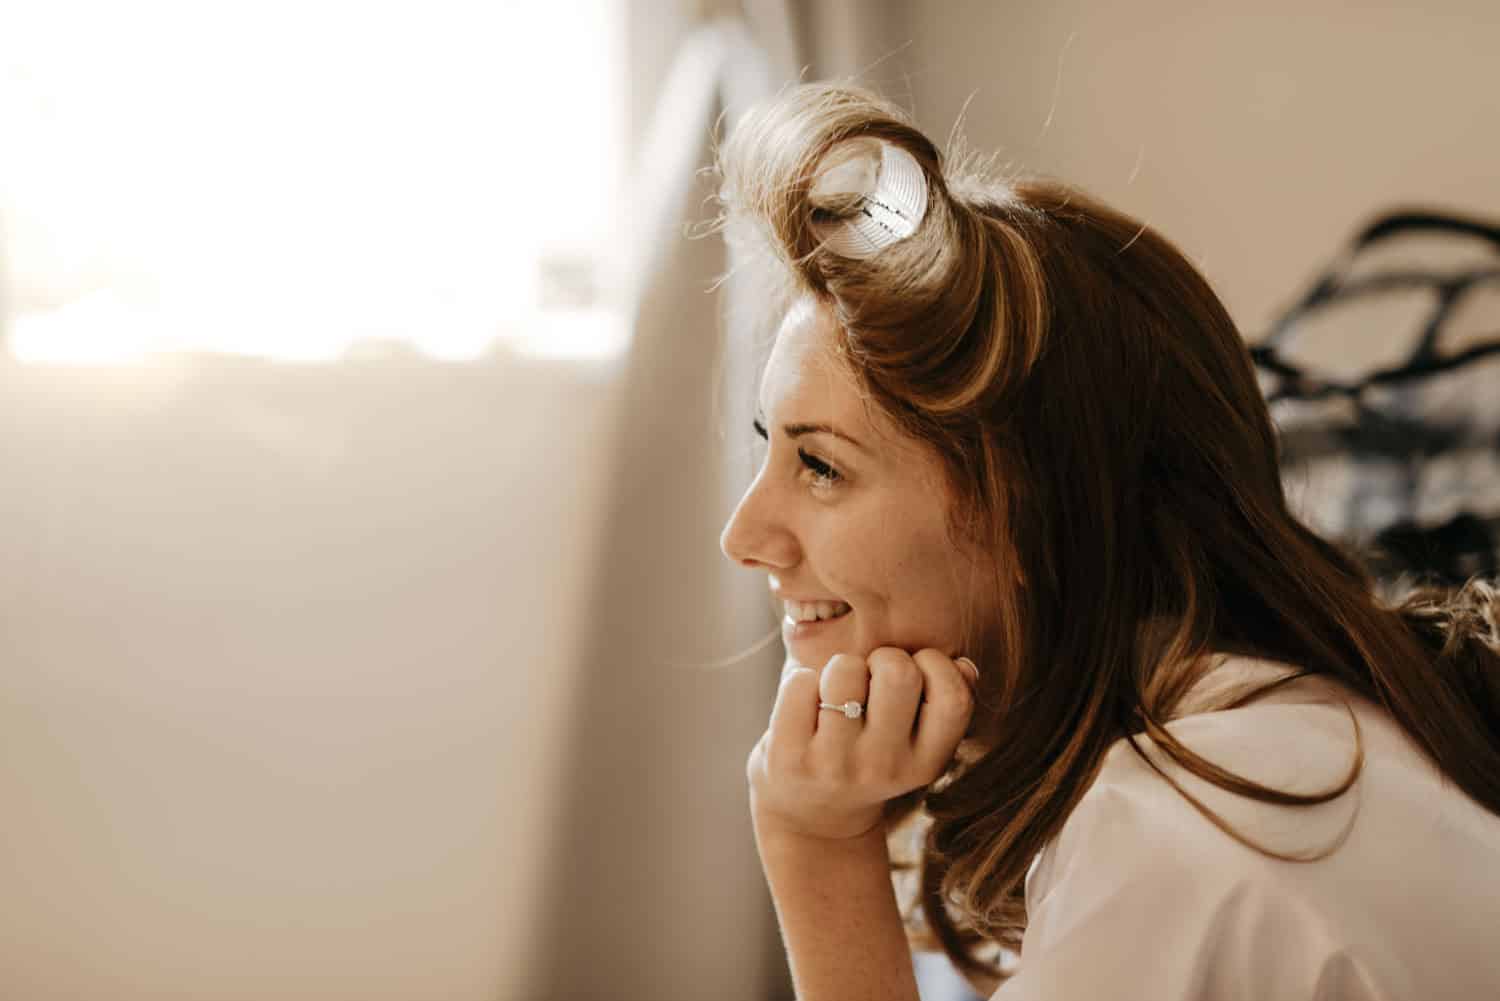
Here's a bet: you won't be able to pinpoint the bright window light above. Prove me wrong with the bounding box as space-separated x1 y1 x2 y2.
1 0 624 364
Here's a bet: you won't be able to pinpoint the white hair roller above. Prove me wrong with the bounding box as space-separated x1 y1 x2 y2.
807 138 930 261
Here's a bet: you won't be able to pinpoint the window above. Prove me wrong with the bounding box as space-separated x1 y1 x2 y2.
1 0 625 364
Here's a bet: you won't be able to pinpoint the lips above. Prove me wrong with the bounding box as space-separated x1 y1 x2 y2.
780 599 853 655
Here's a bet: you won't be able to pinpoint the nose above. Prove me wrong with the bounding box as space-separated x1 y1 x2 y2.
720 475 799 571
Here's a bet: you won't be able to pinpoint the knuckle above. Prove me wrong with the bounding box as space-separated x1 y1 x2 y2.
820 655 866 687
780 666 817 693
824 653 865 673
871 656 922 693
867 646 912 671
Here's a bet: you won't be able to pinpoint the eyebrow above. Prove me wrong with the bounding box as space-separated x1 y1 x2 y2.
780 421 869 453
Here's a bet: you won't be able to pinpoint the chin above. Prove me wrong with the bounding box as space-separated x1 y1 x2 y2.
781 611 863 666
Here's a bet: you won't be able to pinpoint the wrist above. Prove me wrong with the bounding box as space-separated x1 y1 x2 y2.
749 798 917 1001
753 803 888 858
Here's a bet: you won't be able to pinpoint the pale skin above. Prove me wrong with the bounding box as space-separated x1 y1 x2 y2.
720 297 999 1001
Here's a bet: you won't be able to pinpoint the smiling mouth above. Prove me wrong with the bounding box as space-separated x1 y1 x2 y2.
782 599 852 624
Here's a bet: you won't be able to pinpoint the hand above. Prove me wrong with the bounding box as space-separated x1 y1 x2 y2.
747 646 979 843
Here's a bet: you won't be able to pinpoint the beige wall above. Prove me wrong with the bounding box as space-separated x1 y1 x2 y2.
0 356 620 999
884 1 1500 339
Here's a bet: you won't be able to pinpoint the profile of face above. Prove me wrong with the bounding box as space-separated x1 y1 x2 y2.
720 297 997 670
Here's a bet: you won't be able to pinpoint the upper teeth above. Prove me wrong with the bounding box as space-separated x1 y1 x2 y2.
785 599 851 623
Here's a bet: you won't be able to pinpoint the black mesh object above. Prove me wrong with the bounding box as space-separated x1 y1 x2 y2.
1252 209 1500 587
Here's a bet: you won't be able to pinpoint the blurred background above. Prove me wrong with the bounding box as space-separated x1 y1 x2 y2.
2 1 1498 999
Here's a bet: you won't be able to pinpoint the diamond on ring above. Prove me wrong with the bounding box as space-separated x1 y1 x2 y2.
820 699 864 720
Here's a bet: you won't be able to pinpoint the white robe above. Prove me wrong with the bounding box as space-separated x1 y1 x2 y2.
994 655 1500 1000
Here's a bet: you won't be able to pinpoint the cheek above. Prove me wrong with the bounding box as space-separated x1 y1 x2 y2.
827 516 966 625
883 530 988 642
811 517 881 603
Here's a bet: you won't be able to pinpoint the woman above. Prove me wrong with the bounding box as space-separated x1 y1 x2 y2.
716 83 1500 1000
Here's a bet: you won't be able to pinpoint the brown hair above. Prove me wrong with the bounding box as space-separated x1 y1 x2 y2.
715 82 1500 993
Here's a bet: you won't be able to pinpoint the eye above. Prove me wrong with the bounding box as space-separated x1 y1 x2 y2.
798 448 842 488
753 416 843 491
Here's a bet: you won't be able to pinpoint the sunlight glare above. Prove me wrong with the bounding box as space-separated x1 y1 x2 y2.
1 0 623 364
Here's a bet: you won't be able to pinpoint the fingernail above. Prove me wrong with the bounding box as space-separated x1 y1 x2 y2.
956 656 979 686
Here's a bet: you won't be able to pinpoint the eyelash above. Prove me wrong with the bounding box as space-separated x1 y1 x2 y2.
752 418 843 489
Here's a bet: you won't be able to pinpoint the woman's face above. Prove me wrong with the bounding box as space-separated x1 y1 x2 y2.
721 298 997 670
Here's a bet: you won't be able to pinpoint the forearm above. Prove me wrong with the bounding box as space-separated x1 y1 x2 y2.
755 816 920 1001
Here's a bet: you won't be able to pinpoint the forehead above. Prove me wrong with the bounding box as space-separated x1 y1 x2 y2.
758 299 869 426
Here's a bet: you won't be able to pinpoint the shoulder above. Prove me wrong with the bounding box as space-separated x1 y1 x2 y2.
1024 721 1297 925
1031 667 1364 904
1007 667 1374 999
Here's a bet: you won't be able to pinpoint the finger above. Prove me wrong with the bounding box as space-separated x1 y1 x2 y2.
909 649 977 780
862 646 925 757
815 653 870 746
767 666 820 767
779 653 807 687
